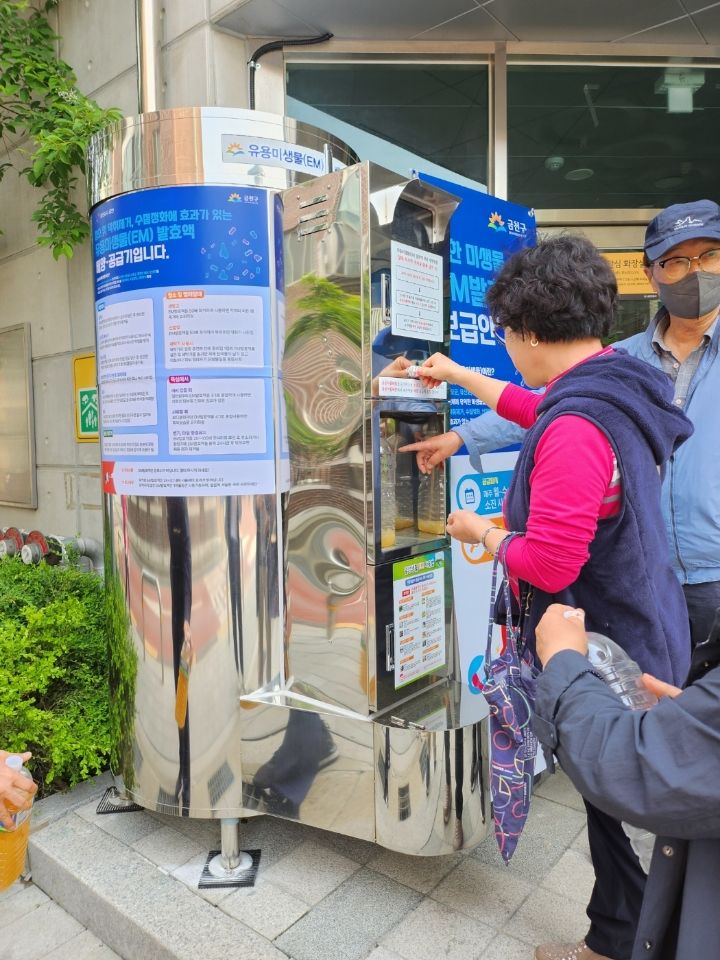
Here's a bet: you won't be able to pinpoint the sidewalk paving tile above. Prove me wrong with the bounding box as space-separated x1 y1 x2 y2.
29 813 287 960
4 899 83 960
0 881 48 925
301 824 378 864
534 770 586 813
364 949 405 960
540 849 596 906
432 858 534 927
479 934 535 959
75 800 163 846
380 898 494 960
473 795 587 882
220 877 309 939
365 848 463 894
261 839 361 906
131 825 204 874
274 867 422 960
504 887 590 946
42 929 122 960
171 851 237 905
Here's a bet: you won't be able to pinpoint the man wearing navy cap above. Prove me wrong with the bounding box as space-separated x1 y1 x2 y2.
402 200 720 960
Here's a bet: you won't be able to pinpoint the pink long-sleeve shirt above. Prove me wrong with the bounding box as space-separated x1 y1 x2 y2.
498 349 621 594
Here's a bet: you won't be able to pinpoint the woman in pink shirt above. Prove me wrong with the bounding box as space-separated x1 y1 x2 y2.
408 235 692 960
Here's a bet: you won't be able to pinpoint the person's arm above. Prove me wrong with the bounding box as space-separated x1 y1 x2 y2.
534 650 720 839
453 412 526 470
418 353 508 409
503 415 616 593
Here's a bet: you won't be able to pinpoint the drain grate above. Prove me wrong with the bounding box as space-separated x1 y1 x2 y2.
198 849 261 889
96 786 144 815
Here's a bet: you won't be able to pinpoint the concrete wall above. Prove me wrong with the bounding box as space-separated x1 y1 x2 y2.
0 1 251 541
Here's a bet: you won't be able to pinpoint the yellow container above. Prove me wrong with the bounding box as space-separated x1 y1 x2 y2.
0 816 30 891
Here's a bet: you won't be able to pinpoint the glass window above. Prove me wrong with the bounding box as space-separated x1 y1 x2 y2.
508 63 720 209
287 63 489 187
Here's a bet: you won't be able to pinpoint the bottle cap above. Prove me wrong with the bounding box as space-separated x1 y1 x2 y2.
5 756 23 771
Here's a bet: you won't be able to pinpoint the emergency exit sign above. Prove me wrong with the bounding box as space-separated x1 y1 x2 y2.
73 354 98 442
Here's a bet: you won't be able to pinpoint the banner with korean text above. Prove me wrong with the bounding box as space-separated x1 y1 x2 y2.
420 176 536 703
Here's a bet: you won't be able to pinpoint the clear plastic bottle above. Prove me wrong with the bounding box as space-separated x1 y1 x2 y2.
379 425 397 550
586 633 657 872
586 633 658 710
417 460 446 537
394 432 415 533
0 756 34 891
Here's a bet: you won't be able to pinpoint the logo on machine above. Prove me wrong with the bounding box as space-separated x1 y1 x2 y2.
467 655 485 694
488 211 507 232
227 192 242 203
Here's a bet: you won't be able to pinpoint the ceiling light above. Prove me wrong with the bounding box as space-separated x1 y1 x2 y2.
565 168 594 181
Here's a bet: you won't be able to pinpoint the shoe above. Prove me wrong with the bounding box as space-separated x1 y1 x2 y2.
534 942 611 960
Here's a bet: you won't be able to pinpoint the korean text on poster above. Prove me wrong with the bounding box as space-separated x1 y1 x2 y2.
392 551 446 688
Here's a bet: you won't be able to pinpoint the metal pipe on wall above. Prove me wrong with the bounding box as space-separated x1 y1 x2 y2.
135 0 163 114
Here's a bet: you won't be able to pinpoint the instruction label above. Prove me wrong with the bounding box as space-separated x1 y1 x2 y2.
393 550 446 688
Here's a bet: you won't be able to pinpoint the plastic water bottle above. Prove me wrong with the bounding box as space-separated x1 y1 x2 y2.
586 633 657 872
0 756 34 890
586 633 658 710
379 427 397 550
417 460 446 536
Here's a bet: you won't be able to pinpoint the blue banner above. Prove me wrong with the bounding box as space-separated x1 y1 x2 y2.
91 185 270 298
419 176 536 433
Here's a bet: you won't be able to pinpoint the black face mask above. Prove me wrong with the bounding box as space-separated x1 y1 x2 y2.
657 271 720 320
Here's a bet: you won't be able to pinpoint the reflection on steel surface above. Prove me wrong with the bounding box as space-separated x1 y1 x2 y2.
237 680 489 856
108 492 281 817
87 108 359 208
94 111 491 853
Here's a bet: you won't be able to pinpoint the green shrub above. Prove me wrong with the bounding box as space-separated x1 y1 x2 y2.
0 558 110 795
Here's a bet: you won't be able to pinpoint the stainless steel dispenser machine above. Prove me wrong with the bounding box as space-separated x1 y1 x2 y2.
88 108 489 872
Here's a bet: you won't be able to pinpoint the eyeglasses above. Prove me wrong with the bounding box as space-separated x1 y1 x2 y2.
493 325 507 345
654 248 720 282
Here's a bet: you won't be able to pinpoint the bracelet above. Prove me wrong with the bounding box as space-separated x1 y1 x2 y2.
480 526 507 555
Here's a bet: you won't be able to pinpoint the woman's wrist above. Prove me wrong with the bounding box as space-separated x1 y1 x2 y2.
480 525 510 555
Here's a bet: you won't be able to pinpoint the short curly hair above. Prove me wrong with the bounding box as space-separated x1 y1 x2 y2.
485 234 617 343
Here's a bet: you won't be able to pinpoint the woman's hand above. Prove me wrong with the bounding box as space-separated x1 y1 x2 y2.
446 510 491 544
0 751 36 829
641 674 681 699
379 356 412 379
417 353 465 388
535 603 589 667
398 431 462 474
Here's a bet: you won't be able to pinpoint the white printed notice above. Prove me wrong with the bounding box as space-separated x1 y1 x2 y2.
393 551 446 688
377 377 447 400
390 241 444 343
163 292 264 368
100 377 157 428
167 377 266 457
97 299 155 381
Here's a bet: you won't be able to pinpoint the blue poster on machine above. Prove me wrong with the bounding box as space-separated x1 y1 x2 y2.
419 175 536 431
90 185 277 498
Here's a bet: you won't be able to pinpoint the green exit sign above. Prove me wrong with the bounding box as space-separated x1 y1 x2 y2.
78 387 99 438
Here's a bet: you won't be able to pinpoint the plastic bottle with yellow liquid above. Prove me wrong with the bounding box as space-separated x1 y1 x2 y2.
418 459 446 536
0 756 34 890
379 424 397 550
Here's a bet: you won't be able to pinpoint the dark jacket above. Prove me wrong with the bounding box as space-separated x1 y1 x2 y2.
533 623 720 960
455 309 720 586
503 350 693 685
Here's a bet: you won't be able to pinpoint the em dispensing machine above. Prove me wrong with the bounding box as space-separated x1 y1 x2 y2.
89 109 489 868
